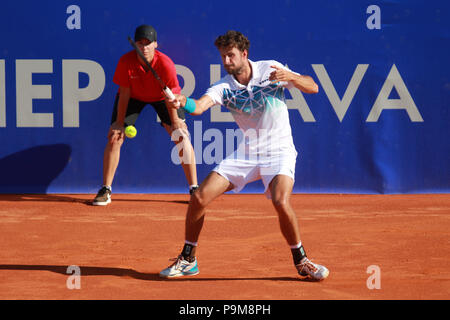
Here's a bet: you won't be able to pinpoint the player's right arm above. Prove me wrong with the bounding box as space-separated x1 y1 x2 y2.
169 94 216 116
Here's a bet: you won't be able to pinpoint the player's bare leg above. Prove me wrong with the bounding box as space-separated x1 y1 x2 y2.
269 174 329 280
186 171 233 242
159 171 233 278
269 174 301 246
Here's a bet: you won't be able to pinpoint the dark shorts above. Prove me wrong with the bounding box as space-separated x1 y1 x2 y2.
110 94 185 127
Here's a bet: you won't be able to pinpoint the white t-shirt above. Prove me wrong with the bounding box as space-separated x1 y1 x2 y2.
206 59 298 159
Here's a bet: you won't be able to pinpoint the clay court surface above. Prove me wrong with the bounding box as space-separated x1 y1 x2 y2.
0 193 448 300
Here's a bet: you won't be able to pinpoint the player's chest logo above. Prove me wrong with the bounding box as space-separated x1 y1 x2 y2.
222 84 284 117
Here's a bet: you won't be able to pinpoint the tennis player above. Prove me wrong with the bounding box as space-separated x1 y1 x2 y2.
93 25 198 206
160 31 329 280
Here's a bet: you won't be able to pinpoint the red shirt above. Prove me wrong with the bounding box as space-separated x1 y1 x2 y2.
113 50 181 102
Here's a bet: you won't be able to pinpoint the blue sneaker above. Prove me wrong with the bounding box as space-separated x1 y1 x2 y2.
159 255 199 278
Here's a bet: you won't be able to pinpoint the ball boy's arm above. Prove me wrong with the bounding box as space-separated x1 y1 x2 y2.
115 86 131 127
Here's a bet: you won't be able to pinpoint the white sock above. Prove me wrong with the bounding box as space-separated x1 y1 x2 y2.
185 240 198 247
289 242 302 249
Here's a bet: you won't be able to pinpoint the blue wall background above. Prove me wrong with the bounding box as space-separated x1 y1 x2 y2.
0 0 449 194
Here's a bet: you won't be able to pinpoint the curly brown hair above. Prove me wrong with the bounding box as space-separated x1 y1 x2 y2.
214 30 250 53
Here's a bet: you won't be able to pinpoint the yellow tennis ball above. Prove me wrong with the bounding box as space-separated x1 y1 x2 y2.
125 125 137 138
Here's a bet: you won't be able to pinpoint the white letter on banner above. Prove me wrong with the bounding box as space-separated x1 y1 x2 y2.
16 60 53 127
176 64 195 97
284 64 315 122
156 64 194 123
312 64 368 122
286 88 316 122
367 64 423 122
62 60 105 127
366 5 381 30
66 5 81 30
0 60 5 127
163 64 196 124
210 64 234 122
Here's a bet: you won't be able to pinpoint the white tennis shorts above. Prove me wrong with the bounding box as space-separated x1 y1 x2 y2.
213 153 297 199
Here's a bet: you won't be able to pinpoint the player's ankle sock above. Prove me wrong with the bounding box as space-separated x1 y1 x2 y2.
103 185 112 192
290 242 307 265
189 185 199 191
181 241 197 262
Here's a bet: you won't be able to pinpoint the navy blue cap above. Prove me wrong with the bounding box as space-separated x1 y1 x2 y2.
134 25 157 42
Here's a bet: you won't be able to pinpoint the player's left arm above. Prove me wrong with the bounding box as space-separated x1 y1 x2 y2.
269 64 319 94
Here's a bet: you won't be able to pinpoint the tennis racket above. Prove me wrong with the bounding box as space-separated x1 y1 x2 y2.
127 36 179 106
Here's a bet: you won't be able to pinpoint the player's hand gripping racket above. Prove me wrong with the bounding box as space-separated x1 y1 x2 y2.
127 36 180 107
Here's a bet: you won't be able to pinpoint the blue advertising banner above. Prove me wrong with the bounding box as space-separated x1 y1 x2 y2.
0 0 449 194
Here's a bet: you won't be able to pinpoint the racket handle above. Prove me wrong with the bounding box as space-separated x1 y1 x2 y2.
163 87 180 107
163 87 175 100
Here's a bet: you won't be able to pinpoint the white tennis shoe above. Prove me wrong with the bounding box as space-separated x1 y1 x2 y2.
159 255 199 278
92 187 111 206
296 257 329 281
